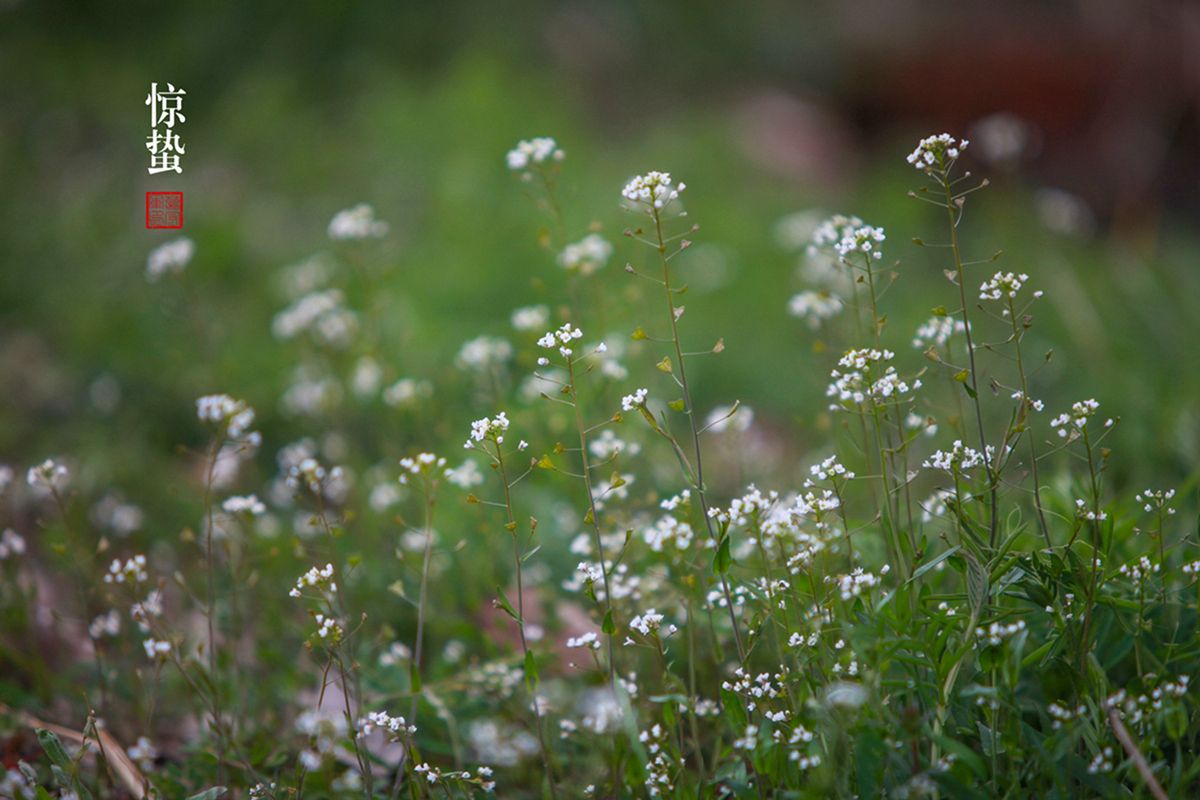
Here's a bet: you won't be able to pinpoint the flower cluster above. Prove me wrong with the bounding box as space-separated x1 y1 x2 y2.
104 555 148 585
912 315 966 349
1118 555 1159 585
464 413 511 449
827 567 889 600
142 638 171 659
272 289 359 347
89 609 121 638
130 589 163 631
621 388 648 411
558 233 613 275
359 711 416 739
127 736 158 771
506 137 563 172
833 224 886 262
223 494 266 516
589 429 639 460
642 514 694 552
327 204 388 240
1086 747 1115 775
629 609 677 639
286 457 330 494
979 271 1030 301
566 631 601 651
511 304 549 332
923 440 992 474
826 348 919 408
639 724 675 796
383 377 432 407
398 452 447 484
196 394 258 442
788 290 844 329
722 668 786 713
26 458 69 491
0 529 25 560
1135 488 1177 515
456 336 513 373
536 322 585 360
906 133 969 173
1074 498 1108 522
975 619 1026 646
1050 398 1100 439
289 563 337 598
621 171 685 212
1047 702 1087 730
809 455 855 483
313 613 342 640
810 214 864 250
146 237 194 282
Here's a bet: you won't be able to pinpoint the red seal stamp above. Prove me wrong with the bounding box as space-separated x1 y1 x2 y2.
146 191 183 229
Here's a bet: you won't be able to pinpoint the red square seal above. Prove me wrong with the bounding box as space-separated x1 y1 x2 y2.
146 191 184 229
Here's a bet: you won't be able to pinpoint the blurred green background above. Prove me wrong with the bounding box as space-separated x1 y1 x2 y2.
2 0 1198 539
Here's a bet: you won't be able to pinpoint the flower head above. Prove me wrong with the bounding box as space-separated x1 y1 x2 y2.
26 458 69 491
834 225 886 262
464 413 511 449
906 133 969 174
621 171 686 213
558 234 612 275
196 394 258 442
621 388 649 412
788 290 843 329
146 237 194 282
923 440 993 474
399 452 448 485
537 323 585 359
506 137 564 172
1050 399 1100 440
328 204 387 240
979 271 1030 302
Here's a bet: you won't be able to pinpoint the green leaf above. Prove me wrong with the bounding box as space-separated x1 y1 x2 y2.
1020 639 1054 668
494 587 520 621
36 729 72 772
713 535 732 574
855 728 886 799
523 650 539 687
965 551 989 621
908 545 960 583
409 661 422 694
49 766 72 790
601 609 616 635
720 688 748 731
933 735 986 780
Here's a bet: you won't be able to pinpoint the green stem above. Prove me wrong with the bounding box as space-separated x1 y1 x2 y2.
651 208 747 663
